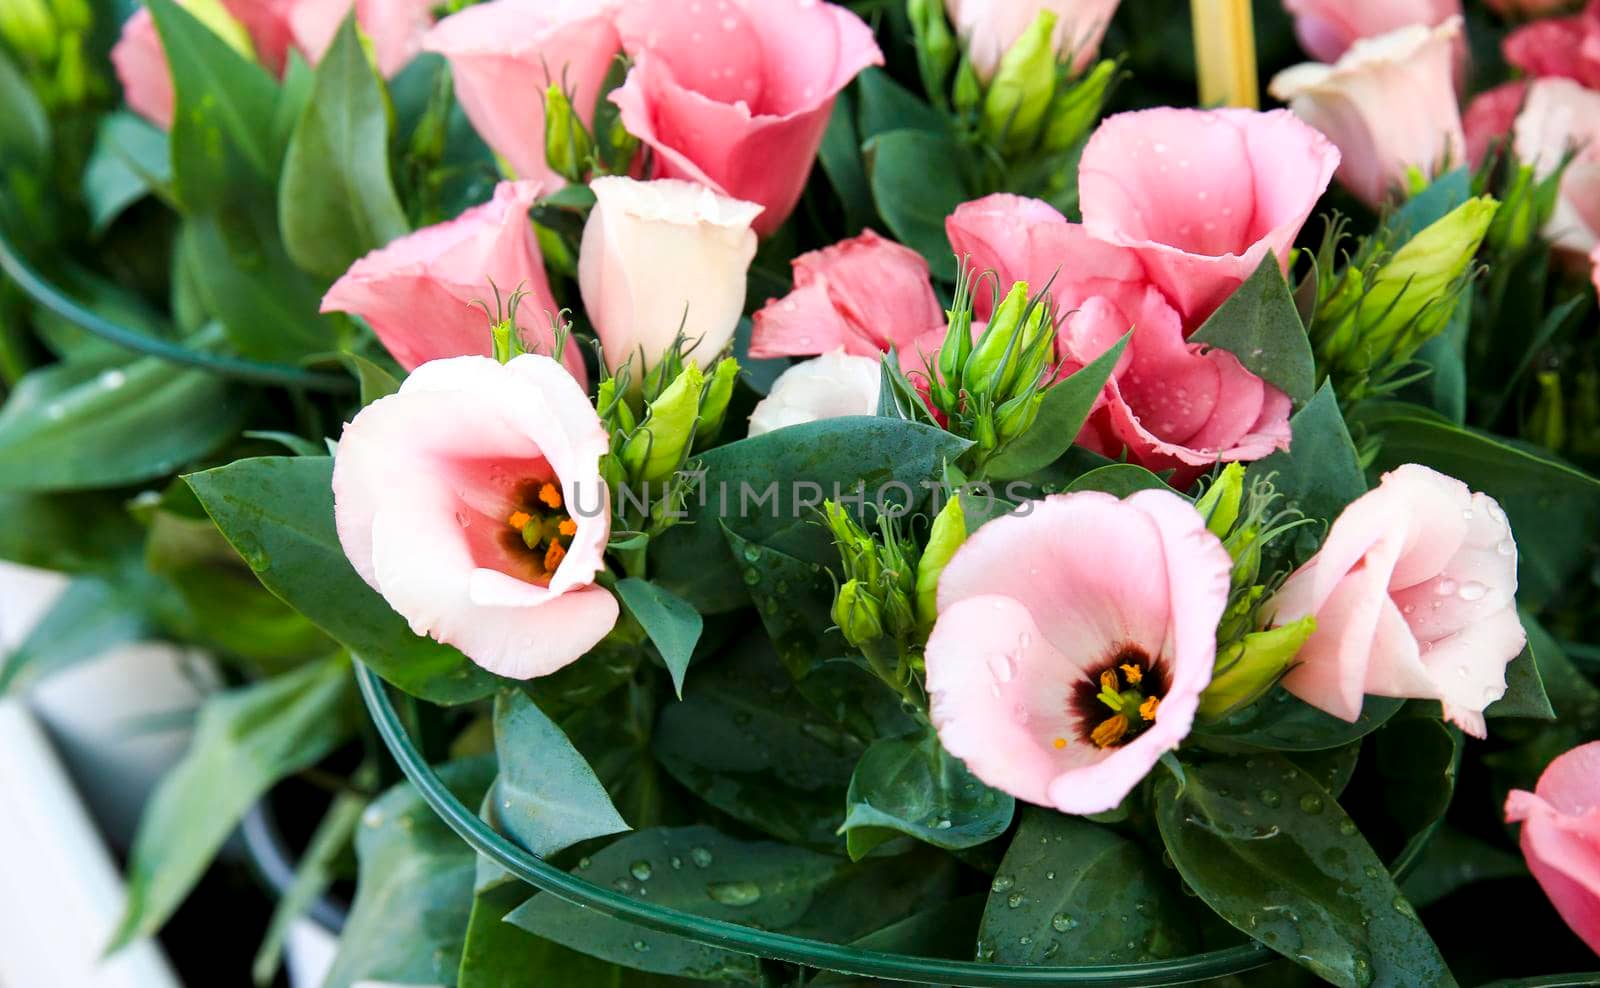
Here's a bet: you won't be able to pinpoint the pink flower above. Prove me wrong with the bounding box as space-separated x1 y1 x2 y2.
332 354 617 679
1592 244 1600 293
322 180 586 382
1076 108 1340 326
925 490 1231 815
112 9 174 129
748 230 946 360
943 0 1122 80
1464 81 1530 168
1059 286 1293 487
423 0 622 188
286 0 437 78
1514 78 1600 255
747 349 881 436
1268 464 1526 738
1503 1 1600 89
1283 0 1462 64
579 176 762 374
1270 20 1467 209
610 0 883 236
1506 741 1600 956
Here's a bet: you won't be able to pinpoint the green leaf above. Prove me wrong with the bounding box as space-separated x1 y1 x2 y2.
0 489 142 572
1247 382 1367 569
180 211 335 361
1521 611 1600 725
492 689 629 856
1154 755 1454 988
278 15 410 277
1194 690 1405 752
1190 254 1316 403
856 67 948 139
986 330 1131 480
841 725 1013 860
653 637 862 849
324 758 495 988
0 354 244 491
1391 168 1472 247
651 417 971 613
186 456 502 704
1065 462 1170 496
977 808 1193 965
817 87 873 235
1289 742 1362 797
0 575 154 694
460 881 664 988
864 129 968 282
718 524 843 683
340 351 401 405
110 654 359 949
614 578 702 697
1488 625 1556 722
0 45 47 171
1398 826 1525 910
1373 713 1460 865
83 111 172 233
147 0 281 209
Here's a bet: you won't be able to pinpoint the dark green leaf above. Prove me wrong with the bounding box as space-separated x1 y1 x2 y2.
818 87 873 235
0 575 154 694
1487 625 1555 722
460 881 665 988
1247 382 1366 570
1190 254 1315 403
718 524 842 683
111 654 359 949
1373 714 1460 864
614 578 702 697
1522 612 1600 726
841 724 1013 860
186 456 502 704
1194 689 1404 752
0 46 47 172
0 354 243 491
340 352 401 405
986 330 1131 480
492 689 629 855
0 490 142 572
1288 742 1361 798
279 15 410 277
1398 827 1525 910
1154 755 1453 988
180 211 334 361
856 68 948 139
864 129 968 281
1065 462 1170 497
324 758 495 988
978 808 1193 965
1390 169 1471 247
83 111 171 233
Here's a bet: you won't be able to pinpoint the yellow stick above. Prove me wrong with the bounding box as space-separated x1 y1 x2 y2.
1191 0 1259 109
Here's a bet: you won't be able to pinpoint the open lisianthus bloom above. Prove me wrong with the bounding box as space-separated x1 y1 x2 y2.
747 348 881 436
1077 108 1340 324
1284 0 1461 65
332 355 617 679
1513 78 1600 255
1270 464 1525 737
1506 742 1600 955
925 491 1232 815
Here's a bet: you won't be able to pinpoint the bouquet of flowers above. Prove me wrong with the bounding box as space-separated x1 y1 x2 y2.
3 0 1600 984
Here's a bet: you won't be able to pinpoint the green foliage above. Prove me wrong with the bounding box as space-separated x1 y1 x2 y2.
491 689 629 856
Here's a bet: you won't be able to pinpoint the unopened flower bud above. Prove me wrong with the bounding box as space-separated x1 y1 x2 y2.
834 579 885 648
1195 464 1246 539
694 357 739 448
908 0 957 105
824 501 879 585
0 0 56 63
622 361 705 485
544 84 594 184
964 282 1030 397
1198 617 1317 720
982 10 1060 153
1042 58 1117 154
995 390 1044 446
915 494 967 634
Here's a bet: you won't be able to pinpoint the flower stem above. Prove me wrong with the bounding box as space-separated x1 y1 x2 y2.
1191 0 1258 109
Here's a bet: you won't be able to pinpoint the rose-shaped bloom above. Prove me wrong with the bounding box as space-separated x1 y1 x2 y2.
1514 78 1600 255
1268 464 1525 738
1060 286 1292 487
286 0 437 78
925 490 1231 815
322 180 586 382
1269 20 1468 209
1077 108 1340 326
112 0 292 129
747 349 880 436
749 230 946 360
609 0 883 236
1464 81 1530 168
579 176 761 374
333 355 617 679
1503 1 1600 89
1506 741 1600 956
424 0 622 188
943 0 1122 80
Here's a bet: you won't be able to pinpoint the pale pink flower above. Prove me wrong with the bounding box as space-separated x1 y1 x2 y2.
578 176 762 374
423 0 622 188
610 0 883 236
285 0 437 78
747 349 881 436
1506 741 1600 956
748 230 946 360
322 180 586 383
1502 1 1600 89
1464 81 1530 168
332 354 617 679
1283 0 1462 65
925 490 1231 815
1270 19 1467 209
111 9 174 129
943 0 1122 80
1076 108 1340 326
1269 464 1525 738
1514 77 1600 255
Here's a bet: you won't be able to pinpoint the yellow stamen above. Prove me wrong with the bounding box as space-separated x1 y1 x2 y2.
538 483 563 509
558 518 577 537
1099 669 1121 693
1140 695 1161 722
1091 715 1129 749
507 510 533 529
1052 737 1067 750
1121 663 1143 685
544 541 567 572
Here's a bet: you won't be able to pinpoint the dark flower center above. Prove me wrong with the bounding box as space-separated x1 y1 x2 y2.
1067 644 1171 749
498 480 577 584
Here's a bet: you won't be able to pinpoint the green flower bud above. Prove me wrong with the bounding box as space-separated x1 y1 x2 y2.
982 9 1059 152
1042 58 1117 154
824 501 879 585
834 579 885 648
597 376 637 435
694 357 739 448
621 362 705 485
952 59 981 116
908 0 957 107
964 282 1030 397
1199 617 1317 720
1529 369 1566 454
915 494 967 633
1487 164 1541 255
1195 464 1246 539
995 390 1044 446
544 84 594 184
0 0 56 63
880 575 918 641
1226 524 1261 588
